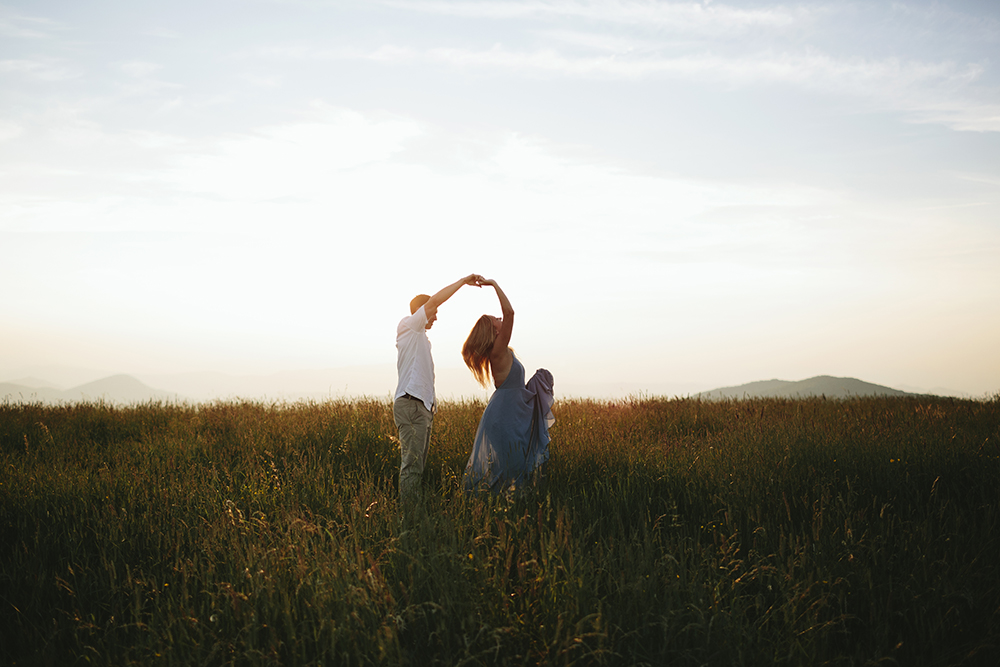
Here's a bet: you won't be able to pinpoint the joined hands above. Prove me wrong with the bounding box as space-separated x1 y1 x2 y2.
467 274 495 288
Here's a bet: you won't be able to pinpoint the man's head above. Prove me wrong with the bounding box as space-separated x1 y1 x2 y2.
410 294 436 329
409 295 429 314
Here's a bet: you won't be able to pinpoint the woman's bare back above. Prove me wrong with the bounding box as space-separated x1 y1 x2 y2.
491 348 514 388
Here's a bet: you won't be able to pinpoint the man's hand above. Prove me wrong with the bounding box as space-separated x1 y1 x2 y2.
425 274 486 322
467 274 489 287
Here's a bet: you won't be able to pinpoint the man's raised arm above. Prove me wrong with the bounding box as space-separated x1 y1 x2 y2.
423 274 482 318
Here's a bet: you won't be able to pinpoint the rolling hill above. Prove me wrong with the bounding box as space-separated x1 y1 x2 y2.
695 375 915 400
1 374 181 405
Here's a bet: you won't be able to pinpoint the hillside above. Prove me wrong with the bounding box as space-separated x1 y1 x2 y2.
696 375 914 400
0 383 66 404
1 375 181 405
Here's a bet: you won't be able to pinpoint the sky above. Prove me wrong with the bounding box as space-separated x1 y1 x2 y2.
1 0 998 401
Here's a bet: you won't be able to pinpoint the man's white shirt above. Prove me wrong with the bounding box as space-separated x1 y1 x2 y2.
394 305 435 412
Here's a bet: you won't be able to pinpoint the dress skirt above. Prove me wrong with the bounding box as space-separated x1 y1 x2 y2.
463 354 554 495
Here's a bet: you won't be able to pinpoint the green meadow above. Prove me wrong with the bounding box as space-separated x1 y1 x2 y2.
1 394 999 665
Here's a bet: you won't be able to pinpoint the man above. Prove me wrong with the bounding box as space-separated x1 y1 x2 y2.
394 273 482 523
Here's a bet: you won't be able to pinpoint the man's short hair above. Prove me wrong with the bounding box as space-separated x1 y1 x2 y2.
410 294 430 315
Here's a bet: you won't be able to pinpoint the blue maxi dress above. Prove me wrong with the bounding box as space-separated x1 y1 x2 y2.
463 354 555 495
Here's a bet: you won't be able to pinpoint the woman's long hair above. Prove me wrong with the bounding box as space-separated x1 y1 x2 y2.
463 315 496 387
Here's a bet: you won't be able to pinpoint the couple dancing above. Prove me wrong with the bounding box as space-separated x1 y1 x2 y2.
394 274 554 515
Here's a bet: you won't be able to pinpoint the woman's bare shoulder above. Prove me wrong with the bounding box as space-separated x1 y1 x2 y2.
491 348 513 387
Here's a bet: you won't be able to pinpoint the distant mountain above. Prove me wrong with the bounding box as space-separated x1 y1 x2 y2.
68 375 180 403
1 374 182 405
0 383 66 404
696 375 916 400
7 377 61 389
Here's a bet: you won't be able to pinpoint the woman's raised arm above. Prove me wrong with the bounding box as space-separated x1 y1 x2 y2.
481 278 514 354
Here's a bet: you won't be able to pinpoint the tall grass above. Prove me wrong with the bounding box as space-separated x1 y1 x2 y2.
1 394 998 665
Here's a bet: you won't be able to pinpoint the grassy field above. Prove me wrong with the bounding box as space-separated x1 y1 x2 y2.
1 393 999 666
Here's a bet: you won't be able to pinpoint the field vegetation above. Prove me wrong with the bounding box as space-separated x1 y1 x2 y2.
2 394 999 665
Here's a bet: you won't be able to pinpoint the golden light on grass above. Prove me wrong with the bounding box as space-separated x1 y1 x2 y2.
1 394 999 664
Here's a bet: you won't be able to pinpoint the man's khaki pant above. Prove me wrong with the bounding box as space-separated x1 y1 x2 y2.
393 397 432 523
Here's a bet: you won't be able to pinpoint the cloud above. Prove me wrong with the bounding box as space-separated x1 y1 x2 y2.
238 2 998 132
2 103 839 258
0 119 23 142
246 2 997 134
0 58 75 81
0 9 65 39
111 61 182 98
154 105 426 204
378 0 808 34
82 110 857 280
314 42 993 131
886 2 1000 44
126 130 189 150
357 41 972 91
120 61 163 78
142 27 183 40
240 72 281 87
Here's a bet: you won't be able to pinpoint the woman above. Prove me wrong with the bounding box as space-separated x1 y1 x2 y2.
461 278 554 496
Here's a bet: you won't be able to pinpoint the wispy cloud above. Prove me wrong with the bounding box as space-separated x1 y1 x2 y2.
295 43 995 131
0 9 65 39
120 61 163 78
240 72 281 87
245 1 998 132
111 60 182 98
887 2 1000 44
377 44 975 86
0 58 75 81
0 119 22 142
141 27 183 40
378 0 809 34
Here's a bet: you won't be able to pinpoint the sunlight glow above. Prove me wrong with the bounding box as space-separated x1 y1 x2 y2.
1 0 998 399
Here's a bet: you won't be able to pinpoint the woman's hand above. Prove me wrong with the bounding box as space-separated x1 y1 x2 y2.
478 277 497 287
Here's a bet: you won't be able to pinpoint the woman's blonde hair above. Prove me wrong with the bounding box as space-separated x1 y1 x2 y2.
462 315 496 387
